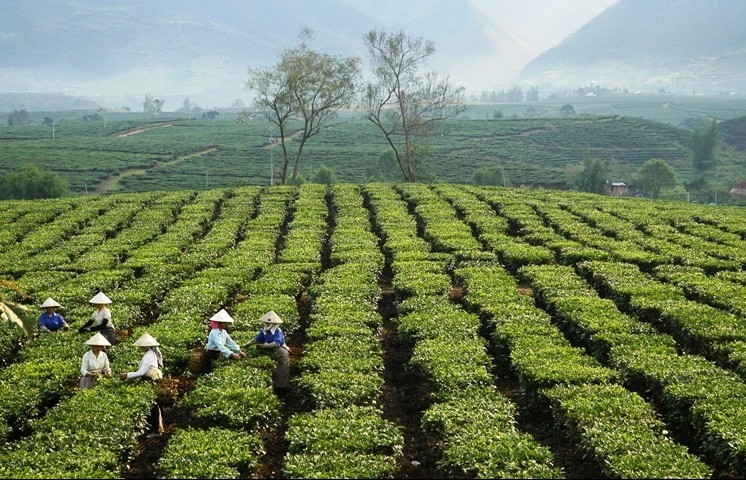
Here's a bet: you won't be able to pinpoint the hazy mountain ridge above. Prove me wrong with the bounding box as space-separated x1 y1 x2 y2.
2 0 745 112
0 0 533 110
0 0 383 109
518 0 746 94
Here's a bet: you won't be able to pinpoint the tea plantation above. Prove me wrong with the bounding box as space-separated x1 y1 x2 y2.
1 182 745 478
0 113 702 193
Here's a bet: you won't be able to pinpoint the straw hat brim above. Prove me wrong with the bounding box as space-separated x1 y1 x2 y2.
40 298 61 308
210 309 235 323
133 333 160 347
259 310 283 324
85 332 112 347
89 292 112 304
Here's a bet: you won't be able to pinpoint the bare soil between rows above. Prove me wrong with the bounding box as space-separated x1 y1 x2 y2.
121 255 601 479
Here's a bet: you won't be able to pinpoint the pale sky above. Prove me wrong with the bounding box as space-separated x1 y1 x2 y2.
345 0 623 92
472 0 619 49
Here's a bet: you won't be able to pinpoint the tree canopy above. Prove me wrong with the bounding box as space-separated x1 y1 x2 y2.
0 163 69 200
311 165 337 185
560 104 577 118
7 110 34 126
143 94 165 114
473 164 508 186
635 158 677 199
574 151 610 194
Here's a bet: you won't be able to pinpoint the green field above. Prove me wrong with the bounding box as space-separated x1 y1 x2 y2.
1 183 745 478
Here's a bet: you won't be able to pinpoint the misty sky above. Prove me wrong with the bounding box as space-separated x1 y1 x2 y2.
0 0 621 108
473 0 618 48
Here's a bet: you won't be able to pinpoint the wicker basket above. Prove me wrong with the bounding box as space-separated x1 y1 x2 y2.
188 347 204 375
156 378 180 406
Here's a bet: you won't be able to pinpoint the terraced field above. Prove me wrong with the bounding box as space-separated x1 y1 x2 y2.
0 115 699 192
1 183 745 478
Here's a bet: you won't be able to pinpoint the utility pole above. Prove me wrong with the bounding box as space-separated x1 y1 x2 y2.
269 127 274 187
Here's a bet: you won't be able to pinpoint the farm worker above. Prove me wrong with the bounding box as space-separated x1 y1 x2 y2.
200 308 246 374
78 291 116 346
119 332 164 438
79 332 112 389
244 310 290 393
38 297 69 333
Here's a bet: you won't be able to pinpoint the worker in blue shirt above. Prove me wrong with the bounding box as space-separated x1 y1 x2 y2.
244 310 290 392
200 309 246 374
38 297 69 333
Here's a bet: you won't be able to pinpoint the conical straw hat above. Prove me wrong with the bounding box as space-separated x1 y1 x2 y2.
210 308 234 323
133 332 160 347
259 310 283 324
40 297 61 308
89 291 112 304
85 332 111 347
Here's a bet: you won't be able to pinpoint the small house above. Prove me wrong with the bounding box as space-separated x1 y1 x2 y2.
729 181 746 198
610 182 628 196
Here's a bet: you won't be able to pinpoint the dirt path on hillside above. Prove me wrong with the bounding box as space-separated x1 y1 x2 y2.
94 147 218 193
113 122 176 138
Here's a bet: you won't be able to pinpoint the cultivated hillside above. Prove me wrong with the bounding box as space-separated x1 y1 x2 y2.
720 116 746 151
0 116 700 194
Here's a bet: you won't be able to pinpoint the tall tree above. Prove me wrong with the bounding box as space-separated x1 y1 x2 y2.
575 151 610 194
363 29 466 182
635 158 677 199
683 175 710 202
247 29 360 185
691 119 718 172
245 65 294 184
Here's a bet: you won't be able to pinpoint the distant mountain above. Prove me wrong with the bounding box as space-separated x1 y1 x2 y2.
0 92 101 112
517 0 746 94
0 0 537 111
5 0 741 112
0 0 378 109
